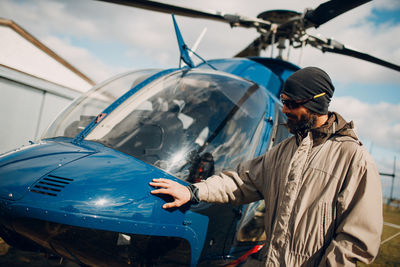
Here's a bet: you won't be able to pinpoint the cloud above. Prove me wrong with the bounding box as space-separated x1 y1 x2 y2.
331 96 400 153
374 0 400 10
2 0 398 83
1 0 399 195
331 95 400 197
294 2 400 85
0 0 100 39
42 36 127 83
1 1 399 141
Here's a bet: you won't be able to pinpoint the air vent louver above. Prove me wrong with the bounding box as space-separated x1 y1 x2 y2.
30 174 73 197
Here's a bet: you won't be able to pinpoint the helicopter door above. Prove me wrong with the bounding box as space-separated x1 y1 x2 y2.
269 103 290 148
230 105 290 256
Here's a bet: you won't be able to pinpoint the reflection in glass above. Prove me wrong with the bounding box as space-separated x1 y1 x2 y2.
236 200 266 242
86 69 268 181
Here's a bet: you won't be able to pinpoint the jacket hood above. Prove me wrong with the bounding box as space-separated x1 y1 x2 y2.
311 112 359 147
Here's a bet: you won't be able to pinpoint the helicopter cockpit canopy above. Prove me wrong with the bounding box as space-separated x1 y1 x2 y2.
44 69 268 182
43 69 161 139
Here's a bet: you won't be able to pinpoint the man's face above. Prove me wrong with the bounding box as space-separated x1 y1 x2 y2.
281 94 317 134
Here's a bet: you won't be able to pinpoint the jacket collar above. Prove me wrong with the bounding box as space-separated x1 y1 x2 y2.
295 112 359 147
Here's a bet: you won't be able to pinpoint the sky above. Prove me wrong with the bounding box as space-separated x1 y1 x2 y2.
1 0 399 199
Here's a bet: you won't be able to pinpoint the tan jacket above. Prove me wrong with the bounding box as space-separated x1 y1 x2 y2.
195 113 382 266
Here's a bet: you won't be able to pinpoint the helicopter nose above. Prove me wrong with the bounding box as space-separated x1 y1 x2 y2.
0 142 93 201
0 142 209 267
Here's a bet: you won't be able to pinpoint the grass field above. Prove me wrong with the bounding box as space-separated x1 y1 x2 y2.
1 204 399 266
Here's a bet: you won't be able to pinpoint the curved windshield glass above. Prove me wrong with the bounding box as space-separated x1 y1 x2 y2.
86 69 268 181
42 69 160 139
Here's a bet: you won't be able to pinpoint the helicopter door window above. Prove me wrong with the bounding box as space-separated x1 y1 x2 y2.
270 103 291 148
236 104 289 244
85 69 267 182
236 200 266 242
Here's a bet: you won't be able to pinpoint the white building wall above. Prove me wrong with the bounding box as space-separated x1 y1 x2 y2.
0 19 95 154
0 66 82 153
0 77 43 151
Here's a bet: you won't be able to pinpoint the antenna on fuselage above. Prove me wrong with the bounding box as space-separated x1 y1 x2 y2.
172 15 216 70
172 14 195 68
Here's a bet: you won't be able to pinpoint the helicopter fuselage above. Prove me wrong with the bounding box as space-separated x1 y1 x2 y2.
0 57 298 266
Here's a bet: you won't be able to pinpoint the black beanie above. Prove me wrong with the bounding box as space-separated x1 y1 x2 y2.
281 67 335 114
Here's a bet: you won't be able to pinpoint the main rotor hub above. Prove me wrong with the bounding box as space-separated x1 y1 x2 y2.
257 10 301 25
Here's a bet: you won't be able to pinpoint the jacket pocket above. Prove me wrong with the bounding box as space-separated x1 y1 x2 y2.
290 201 332 257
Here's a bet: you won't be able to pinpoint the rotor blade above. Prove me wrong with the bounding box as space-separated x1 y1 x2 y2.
98 0 227 22
305 0 371 28
323 46 400 72
98 0 271 30
308 36 400 72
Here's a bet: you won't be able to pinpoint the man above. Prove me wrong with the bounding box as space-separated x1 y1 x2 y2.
150 67 383 266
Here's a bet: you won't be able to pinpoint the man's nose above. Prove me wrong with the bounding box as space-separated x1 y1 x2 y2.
282 104 289 114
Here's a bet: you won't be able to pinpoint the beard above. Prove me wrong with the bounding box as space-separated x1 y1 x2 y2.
286 112 318 135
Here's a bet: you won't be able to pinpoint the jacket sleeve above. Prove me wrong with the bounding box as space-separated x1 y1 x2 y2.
319 149 383 266
194 154 266 205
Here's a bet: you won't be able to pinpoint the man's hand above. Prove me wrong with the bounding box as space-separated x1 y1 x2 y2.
150 178 191 209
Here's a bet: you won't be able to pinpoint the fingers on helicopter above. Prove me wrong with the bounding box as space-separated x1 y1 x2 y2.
0 0 398 266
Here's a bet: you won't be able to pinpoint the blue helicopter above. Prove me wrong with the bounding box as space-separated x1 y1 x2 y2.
0 0 399 266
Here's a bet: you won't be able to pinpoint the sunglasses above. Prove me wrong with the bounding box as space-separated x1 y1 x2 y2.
281 92 326 109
